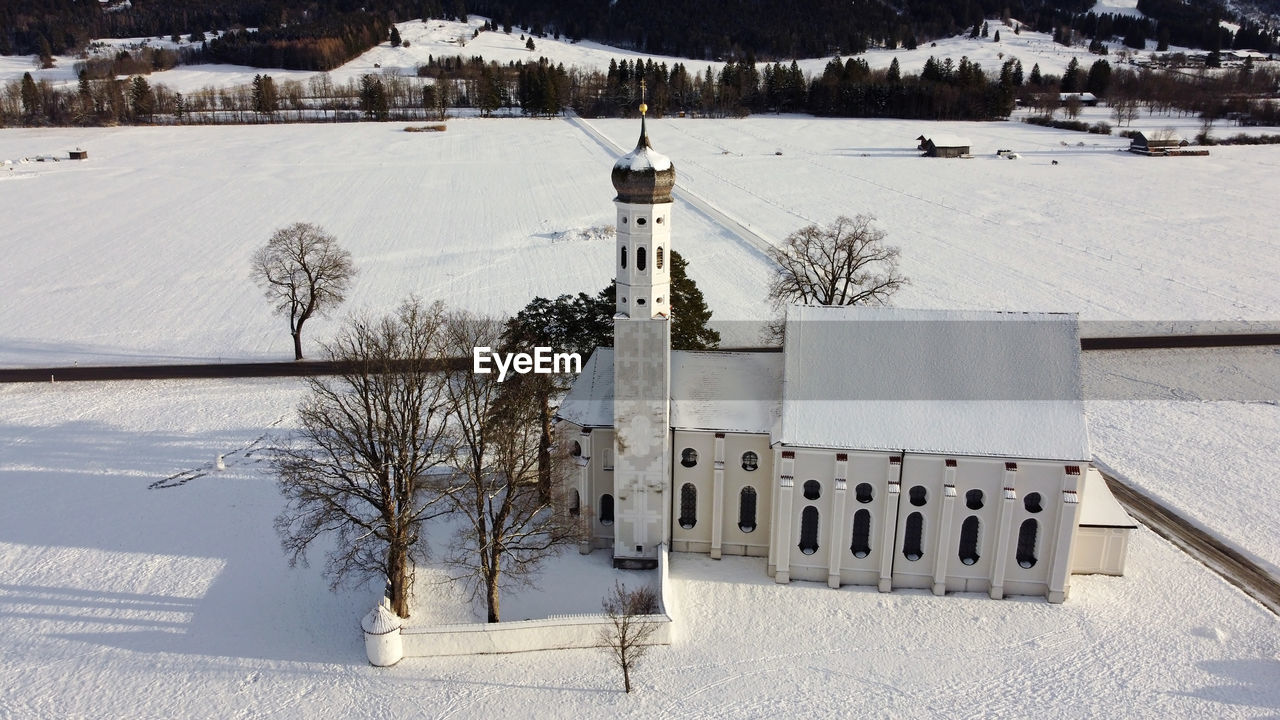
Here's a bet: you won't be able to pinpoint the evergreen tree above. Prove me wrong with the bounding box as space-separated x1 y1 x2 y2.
667 251 720 350
129 76 155 120
993 30 1001 43
20 72 40 119
1086 59 1112 97
886 57 901 84
526 37 535 51
390 26 402 47
1029 63 1043 86
1061 57 1082 93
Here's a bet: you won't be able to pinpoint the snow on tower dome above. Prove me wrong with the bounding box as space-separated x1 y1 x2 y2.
611 115 675 204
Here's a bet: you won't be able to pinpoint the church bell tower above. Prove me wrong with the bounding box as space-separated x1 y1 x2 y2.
609 95 674 569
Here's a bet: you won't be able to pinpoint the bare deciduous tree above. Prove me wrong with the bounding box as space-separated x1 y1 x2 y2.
767 214 906 308
252 222 356 361
439 312 582 623
599 581 661 693
272 299 452 618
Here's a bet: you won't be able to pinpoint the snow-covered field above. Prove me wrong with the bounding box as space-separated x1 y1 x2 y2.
0 378 1277 719
3 112 1278 365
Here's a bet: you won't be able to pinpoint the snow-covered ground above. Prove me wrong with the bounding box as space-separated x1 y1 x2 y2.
1 378 1277 718
2 114 1277 366
1084 346 1280 576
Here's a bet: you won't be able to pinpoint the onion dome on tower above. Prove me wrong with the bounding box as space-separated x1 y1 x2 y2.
611 107 675 204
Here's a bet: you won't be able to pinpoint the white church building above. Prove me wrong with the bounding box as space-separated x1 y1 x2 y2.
556 114 1134 603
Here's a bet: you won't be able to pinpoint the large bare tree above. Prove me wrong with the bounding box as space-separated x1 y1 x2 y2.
767 214 906 308
439 312 581 623
252 222 356 361
272 299 452 618
599 581 661 693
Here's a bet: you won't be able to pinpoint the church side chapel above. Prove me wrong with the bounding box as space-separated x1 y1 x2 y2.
556 107 1134 603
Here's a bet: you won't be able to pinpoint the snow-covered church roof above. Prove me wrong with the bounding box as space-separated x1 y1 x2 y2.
558 348 782 434
778 305 1090 461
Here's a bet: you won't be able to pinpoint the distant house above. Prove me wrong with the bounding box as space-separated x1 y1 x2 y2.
1129 130 1190 155
1058 92 1098 106
69 149 88 160
916 134 972 158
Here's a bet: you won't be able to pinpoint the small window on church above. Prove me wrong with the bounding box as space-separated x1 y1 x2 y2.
1016 519 1039 568
656 246 664 269
799 506 820 555
1024 492 1043 514
738 487 757 533
571 441 582 457
855 482 873 503
637 217 647 226
959 516 980 565
656 297 663 304
909 485 927 506
637 298 645 305
656 216 664 224
637 246 647 271
621 246 627 269
681 448 698 467
851 509 871 558
742 452 758 471
600 494 614 526
621 217 628 224
569 489 581 517
803 480 821 501
903 512 924 561
966 489 984 510
679 483 697 529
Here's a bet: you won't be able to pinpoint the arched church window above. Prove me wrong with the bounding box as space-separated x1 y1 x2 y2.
959 516 981 565
851 509 871 558
621 246 627 269
1016 519 1039 568
569 489 581 517
637 246 647 271
681 448 698 467
571 441 582 457
799 506 820 555
903 512 924 561
966 489 984 510
741 451 758 471
738 487 757 533
909 485 927 506
803 480 821 501
1024 492 1043 514
855 483 873 503
600 494 614 526
679 483 697 529
656 246 664 269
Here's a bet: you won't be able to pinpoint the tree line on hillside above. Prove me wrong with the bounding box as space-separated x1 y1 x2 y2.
9 48 1280 128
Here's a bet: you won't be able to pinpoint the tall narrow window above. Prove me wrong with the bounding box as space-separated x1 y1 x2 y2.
681 448 698 467
803 480 821 500
959 516 981 565
851 509 872 558
903 512 924 561
741 451 758 471
600 494 614 526
656 246 664 269
855 482 873 503
1024 492 1043 514
799 506 820 555
965 489 984 510
637 246 647 271
909 485 927 506
1016 519 1039 568
569 489 581 517
679 483 697 529
620 246 627 269
738 487 758 533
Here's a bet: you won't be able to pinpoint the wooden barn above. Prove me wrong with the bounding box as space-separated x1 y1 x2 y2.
916 134 972 158
1129 131 1188 155
69 149 88 160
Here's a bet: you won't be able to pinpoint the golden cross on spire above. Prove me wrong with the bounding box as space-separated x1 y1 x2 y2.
639 79 648 116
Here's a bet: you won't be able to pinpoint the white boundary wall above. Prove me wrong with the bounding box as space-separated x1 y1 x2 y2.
365 545 674 662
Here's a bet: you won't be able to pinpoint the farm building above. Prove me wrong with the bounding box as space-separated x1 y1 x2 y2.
916 134 972 157
1059 92 1098 106
1130 130 1187 154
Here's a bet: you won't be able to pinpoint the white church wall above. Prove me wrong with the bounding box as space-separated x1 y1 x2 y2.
716 433 774 557
836 452 892 586
784 449 839 583
998 461 1067 597
941 459 1006 594
671 430 716 553
891 455 947 590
